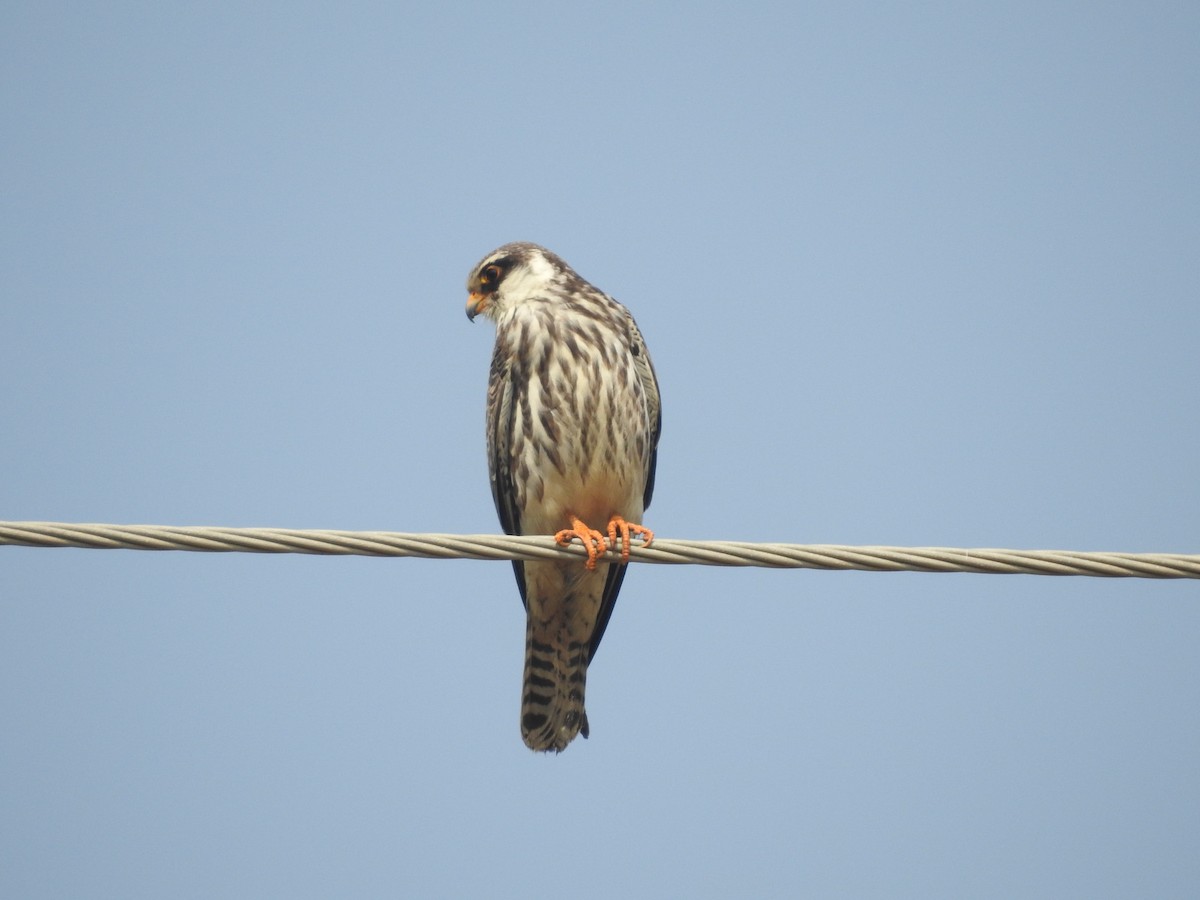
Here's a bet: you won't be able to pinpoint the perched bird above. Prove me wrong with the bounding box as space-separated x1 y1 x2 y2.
466 242 662 752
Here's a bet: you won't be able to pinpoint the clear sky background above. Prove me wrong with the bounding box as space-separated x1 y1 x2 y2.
2 3 1198 898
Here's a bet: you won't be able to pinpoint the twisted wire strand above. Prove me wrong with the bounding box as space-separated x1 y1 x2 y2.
1 521 1197 579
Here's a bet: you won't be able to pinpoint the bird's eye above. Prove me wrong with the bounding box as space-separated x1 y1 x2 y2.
481 264 503 288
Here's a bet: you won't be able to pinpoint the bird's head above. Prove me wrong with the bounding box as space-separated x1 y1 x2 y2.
465 242 569 322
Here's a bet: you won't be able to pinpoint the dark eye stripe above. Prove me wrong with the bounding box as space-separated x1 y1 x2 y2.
479 258 513 291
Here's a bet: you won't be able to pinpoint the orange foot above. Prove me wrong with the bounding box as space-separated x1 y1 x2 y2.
555 517 608 570
606 515 654 563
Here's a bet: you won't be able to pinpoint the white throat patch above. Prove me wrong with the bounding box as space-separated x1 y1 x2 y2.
500 251 559 306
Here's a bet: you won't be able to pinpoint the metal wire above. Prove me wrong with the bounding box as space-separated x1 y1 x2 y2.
1 521 1197 578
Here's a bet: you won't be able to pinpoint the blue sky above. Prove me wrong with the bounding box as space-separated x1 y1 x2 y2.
2 3 1198 897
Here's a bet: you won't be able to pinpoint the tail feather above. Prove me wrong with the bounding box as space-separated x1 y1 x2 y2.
521 627 590 752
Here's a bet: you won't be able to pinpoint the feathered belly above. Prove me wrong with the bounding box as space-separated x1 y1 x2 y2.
505 315 652 536
515 403 646 534
519 455 643 534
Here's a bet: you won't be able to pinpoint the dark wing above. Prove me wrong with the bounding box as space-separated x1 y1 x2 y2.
485 341 528 607
627 308 662 511
587 305 664 662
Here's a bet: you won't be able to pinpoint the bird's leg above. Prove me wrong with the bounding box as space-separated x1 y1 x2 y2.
555 516 608 570
606 516 654 563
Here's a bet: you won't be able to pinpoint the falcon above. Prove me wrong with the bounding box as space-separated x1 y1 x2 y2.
466 242 662 752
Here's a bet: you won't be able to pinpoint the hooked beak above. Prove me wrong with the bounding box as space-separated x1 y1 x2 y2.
466 291 488 322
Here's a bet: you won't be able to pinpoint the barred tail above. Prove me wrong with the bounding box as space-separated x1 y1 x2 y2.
521 624 590 753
